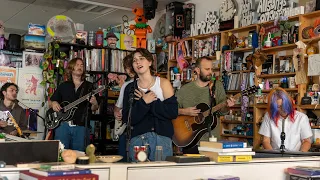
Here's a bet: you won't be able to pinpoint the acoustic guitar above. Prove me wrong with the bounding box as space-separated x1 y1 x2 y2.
172 85 259 149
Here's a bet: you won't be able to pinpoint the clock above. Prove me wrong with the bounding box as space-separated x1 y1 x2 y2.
219 0 238 22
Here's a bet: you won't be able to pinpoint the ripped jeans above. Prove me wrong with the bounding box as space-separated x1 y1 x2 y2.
129 132 172 162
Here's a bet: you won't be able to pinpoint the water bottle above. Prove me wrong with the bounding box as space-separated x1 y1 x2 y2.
155 146 163 161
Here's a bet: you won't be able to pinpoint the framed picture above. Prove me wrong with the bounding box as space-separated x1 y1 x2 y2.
22 51 43 68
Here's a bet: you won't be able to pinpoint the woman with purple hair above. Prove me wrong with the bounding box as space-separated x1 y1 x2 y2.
259 87 312 152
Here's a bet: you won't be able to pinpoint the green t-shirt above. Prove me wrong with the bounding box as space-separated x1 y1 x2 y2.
175 80 227 140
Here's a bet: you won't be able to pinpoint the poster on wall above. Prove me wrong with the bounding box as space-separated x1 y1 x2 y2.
0 66 17 87
17 68 44 109
22 51 43 68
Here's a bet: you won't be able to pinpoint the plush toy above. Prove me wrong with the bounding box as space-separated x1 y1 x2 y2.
61 149 77 164
130 8 152 48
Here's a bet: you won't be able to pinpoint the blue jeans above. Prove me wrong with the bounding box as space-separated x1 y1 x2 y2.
54 122 90 152
129 132 172 162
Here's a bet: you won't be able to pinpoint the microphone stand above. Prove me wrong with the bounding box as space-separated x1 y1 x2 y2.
16 100 46 139
280 118 286 156
126 76 137 162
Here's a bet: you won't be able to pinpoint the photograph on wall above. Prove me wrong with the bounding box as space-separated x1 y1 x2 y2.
0 51 23 68
22 51 43 68
0 66 17 87
17 68 44 109
120 34 136 51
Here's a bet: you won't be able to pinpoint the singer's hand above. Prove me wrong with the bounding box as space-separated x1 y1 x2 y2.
0 120 7 127
51 101 62 112
142 90 157 104
134 89 143 100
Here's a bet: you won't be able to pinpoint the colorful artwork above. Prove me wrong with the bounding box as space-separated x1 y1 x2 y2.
23 51 43 68
17 69 44 109
120 34 136 50
0 66 16 87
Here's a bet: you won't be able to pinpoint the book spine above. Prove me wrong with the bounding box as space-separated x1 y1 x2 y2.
48 170 91 176
222 143 244 149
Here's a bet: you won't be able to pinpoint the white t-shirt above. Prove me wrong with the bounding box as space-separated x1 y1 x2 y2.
259 111 313 152
115 79 134 108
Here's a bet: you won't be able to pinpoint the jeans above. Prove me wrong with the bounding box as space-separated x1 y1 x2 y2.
54 122 90 152
118 133 127 162
129 132 172 162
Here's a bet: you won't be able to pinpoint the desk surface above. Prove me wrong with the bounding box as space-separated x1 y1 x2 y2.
1 156 320 172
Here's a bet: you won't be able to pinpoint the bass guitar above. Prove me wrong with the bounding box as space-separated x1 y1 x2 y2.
45 85 106 130
172 85 259 149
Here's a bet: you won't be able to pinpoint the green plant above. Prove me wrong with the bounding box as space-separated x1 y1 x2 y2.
40 41 67 103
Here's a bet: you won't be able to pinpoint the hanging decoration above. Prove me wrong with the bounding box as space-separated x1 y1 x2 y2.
240 0 256 27
129 8 152 48
257 0 289 23
190 11 219 36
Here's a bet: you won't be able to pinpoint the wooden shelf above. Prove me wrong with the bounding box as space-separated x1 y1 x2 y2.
221 120 253 124
261 15 299 26
257 72 296 78
221 134 254 138
299 105 320 110
302 10 320 18
224 47 253 52
225 24 258 33
261 44 297 52
312 126 320 129
228 70 254 74
255 104 267 108
261 88 298 93
226 90 241 93
192 32 221 39
108 90 119 98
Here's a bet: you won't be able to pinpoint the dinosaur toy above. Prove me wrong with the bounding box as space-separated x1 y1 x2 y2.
129 8 152 49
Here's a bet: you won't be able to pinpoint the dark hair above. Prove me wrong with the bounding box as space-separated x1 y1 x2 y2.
195 56 213 68
65 58 86 81
131 48 155 75
0 82 19 100
123 53 134 73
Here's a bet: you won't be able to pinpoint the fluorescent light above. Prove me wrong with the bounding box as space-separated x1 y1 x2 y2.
68 0 132 11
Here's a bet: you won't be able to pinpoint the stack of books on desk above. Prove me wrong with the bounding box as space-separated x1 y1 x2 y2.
287 166 320 180
198 141 255 162
19 167 98 180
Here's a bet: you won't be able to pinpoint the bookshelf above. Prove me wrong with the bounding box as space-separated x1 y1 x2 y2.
167 10 320 150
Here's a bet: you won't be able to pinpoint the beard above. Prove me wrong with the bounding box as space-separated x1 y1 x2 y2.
199 71 212 82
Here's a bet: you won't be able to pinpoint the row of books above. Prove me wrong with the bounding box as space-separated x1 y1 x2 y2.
223 72 255 91
19 162 98 180
287 166 320 180
198 141 254 163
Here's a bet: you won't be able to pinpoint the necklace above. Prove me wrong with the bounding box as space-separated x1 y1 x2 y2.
138 76 155 89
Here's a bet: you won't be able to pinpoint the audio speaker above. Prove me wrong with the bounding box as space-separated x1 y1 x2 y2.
143 0 158 20
8 34 21 50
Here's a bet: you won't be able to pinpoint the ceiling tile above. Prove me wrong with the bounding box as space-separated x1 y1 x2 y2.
63 10 100 24
5 4 66 32
0 0 29 22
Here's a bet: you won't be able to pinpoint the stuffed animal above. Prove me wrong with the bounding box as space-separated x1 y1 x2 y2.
129 8 152 48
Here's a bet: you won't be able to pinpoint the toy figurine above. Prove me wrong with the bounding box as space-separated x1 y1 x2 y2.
0 20 5 49
86 144 96 163
130 8 152 48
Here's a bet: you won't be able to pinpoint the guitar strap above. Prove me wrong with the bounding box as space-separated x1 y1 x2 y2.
209 79 217 115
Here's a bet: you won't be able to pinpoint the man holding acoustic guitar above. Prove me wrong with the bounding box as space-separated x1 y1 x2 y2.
0 82 27 136
49 58 100 151
175 56 235 154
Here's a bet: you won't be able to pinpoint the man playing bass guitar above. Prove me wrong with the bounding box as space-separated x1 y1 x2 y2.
50 58 99 151
176 56 235 154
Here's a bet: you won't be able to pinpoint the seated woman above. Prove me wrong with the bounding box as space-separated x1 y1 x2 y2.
259 87 312 152
122 48 178 162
